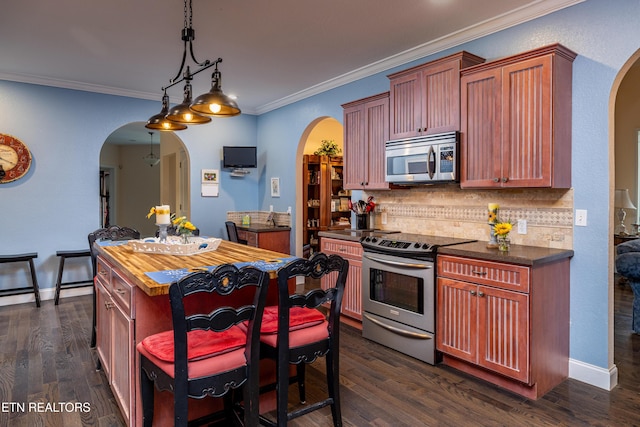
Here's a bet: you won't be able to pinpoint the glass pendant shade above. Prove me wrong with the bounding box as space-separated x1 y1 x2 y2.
166 81 211 124
190 70 241 117
143 132 161 167
146 93 188 131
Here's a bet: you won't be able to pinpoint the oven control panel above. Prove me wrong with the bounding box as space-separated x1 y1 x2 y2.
360 233 477 257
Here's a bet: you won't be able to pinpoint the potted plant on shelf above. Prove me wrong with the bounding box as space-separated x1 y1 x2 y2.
314 139 342 158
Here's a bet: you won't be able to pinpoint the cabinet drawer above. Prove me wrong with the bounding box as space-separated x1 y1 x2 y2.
96 256 112 291
320 238 362 260
237 230 258 247
437 255 530 293
111 270 134 318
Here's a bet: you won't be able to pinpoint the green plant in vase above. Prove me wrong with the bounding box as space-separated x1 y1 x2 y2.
314 139 342 157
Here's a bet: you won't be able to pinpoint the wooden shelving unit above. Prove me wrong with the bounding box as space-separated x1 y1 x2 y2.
303 155 350 255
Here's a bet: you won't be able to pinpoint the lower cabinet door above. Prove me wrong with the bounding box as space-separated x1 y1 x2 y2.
477 285 530 383
436 277 477 363
95 280 112 380
111 302 134 426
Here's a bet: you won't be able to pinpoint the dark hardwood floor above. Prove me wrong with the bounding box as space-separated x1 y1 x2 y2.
1 281 638 426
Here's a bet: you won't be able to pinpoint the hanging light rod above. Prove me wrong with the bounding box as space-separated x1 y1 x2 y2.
145 0 240 131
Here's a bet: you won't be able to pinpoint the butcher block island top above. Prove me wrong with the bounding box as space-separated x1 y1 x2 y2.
96 240 294 297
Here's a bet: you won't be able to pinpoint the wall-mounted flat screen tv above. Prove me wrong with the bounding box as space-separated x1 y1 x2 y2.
223 146 257 168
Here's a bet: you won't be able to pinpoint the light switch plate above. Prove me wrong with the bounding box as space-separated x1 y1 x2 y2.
575 209 587 226
517 219 527 234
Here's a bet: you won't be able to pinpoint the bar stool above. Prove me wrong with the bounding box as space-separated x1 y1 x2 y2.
257 253 349 427
54 249 92 305
0 253 41 307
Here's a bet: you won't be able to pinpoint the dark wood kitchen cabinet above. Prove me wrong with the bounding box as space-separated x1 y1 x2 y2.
388 51 484 140
342 92 390 190
436 254 570 399
460 43 576 189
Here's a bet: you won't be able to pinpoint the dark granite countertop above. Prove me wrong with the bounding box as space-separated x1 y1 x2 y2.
437 241 574 267
237 224 291 233
318 229 400 243
318 230 364 242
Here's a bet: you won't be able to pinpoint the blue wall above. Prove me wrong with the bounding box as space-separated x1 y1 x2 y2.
0 0 636 375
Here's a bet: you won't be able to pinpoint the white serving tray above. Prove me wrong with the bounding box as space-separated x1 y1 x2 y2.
128 236 222 256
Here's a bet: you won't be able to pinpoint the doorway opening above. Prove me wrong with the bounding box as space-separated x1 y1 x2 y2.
294 116 344 257
100 122 191 237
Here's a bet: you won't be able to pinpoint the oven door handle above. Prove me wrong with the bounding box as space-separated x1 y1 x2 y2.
363 254 433 269
364 314 433 340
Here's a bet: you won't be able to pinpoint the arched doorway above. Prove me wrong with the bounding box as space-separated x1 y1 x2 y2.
294 117 344 256
610 48 640 383
100 122 191 237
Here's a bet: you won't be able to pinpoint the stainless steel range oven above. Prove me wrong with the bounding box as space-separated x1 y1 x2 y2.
360 233 475 364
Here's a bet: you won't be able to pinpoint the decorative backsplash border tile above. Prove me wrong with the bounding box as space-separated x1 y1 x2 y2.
377 204 573 228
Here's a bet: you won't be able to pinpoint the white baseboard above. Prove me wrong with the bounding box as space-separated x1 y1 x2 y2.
569 358 618 391
0 286 93 307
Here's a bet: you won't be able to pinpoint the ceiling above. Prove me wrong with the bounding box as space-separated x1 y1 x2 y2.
0 0 582 143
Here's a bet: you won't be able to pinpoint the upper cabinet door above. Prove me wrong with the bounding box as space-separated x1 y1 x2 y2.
343 104 365 189
342 92 390 190
460 67 503 188
389 71 422 139
460 44 575 189
501 55 553 188
421 60 463 135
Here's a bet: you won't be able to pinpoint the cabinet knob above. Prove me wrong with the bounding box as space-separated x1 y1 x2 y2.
502 177 509 183
478 291 485 297
493 177 500 183
470 290 477 296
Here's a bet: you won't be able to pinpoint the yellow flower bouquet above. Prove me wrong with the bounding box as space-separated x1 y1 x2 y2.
493 219 514 251
493 221 513 237
172 216 197 236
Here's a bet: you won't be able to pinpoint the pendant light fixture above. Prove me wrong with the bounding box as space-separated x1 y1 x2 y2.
145 0 240 131
190 61 241 117
165 68 211 125
146 90 188 131
142 131 161 167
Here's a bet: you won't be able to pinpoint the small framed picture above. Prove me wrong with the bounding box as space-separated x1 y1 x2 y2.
202 169 219 183
271 177 280 197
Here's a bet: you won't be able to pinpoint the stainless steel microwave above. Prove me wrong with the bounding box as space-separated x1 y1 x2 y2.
385 131 459 184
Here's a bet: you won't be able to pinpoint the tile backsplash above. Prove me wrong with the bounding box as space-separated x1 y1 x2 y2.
366 186 573 250
227 211 292 227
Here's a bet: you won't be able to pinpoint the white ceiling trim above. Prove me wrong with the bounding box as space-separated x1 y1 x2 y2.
0 0 583 117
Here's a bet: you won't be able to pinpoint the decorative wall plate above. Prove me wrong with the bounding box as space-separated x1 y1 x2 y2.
0 134 32 183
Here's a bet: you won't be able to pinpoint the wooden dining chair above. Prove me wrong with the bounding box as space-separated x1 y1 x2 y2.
88 225 140 348
258 252 349 427
137 264 270 427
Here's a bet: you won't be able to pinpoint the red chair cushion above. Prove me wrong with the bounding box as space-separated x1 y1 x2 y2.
259 305 326 334
137 342 247 379
260 320 329 348
140 326 246 362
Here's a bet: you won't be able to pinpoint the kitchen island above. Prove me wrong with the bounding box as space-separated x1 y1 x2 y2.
94 240 296 427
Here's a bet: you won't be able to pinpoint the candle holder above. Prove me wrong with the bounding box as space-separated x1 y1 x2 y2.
157 223 169 243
